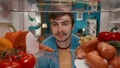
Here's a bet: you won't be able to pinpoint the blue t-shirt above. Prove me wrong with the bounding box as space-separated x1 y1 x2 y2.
35 33 80 68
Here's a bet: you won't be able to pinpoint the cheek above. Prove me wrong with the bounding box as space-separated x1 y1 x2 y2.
51 27 57 34
65 26 73 31
64 27 73 34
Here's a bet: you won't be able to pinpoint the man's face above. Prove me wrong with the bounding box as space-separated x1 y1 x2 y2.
50 15 73 42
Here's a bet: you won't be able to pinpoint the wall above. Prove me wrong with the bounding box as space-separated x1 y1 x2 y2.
73 12 101 35
71 2 101 36
100 11 120 32
0 7 13 37
0 11 21 37
0 23 10 37
100 0 120 32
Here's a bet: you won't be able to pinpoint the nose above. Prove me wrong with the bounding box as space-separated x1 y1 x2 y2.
58 24 63 32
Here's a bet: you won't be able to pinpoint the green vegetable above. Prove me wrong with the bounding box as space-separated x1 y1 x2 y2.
107 41 120 55
107 41 120 48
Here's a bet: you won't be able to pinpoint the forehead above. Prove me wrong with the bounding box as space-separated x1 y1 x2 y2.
50 15 71 21
50 0 72 2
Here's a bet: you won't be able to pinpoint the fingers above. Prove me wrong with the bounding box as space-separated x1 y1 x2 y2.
76 46 86 59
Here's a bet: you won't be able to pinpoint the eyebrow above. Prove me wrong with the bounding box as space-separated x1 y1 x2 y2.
51 20 71 24
62 20 70 23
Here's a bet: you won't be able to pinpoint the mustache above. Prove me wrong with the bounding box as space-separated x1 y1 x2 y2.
55 31 66 35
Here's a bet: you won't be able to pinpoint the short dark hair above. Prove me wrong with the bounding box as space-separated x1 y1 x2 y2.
48 12 75 25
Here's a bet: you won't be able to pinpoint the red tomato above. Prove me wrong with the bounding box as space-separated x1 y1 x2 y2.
19 54 36 68
0 60 22 68
98 32 113 42
11 51 36 68
98 32 120 42
112 32 120 41
11 51 26 62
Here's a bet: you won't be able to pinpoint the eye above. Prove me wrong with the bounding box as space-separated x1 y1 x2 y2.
51 23 58 26
62 2 69 4
62 21 69 26
63 23 68 25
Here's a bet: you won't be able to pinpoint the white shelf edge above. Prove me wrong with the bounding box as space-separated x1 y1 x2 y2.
101 10 112 12
0 19 10 23
109 21 120 23
101 8 120 12
112 8 120 12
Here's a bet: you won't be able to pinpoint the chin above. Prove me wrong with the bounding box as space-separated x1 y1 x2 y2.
56 38 66 42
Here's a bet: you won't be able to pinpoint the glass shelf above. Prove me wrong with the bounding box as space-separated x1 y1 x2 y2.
1 0 120 13
0 0 101 13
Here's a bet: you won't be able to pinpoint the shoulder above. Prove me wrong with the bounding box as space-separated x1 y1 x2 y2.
41 35 57 49
71 33 80 49
41 35 54 44
72 33 80 41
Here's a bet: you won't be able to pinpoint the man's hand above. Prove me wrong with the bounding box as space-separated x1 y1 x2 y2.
76 46 86 59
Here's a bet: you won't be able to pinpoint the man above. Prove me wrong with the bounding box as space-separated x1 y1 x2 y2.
36 12 80 68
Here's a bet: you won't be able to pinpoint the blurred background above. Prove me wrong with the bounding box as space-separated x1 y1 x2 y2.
0 0 120 42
